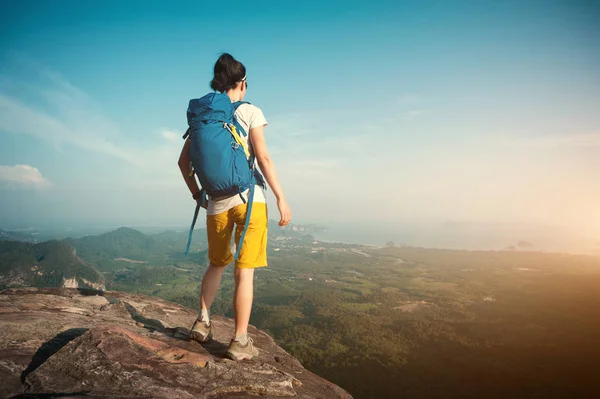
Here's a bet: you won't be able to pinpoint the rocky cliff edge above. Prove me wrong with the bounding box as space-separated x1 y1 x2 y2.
0 287 352 399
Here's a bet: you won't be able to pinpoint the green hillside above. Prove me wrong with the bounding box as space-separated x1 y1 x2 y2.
67 222 307 272
67 226 208 271
0 240 104 289
68 227 165 260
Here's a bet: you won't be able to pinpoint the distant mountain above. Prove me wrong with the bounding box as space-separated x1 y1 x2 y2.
517 240 534 249
269 221 327 239
67 227 170 263
0 240 104 290
151 228 207 249
66 227 208 270
281 222 328 234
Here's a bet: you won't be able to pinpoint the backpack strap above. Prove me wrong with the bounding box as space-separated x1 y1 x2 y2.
232 101 250 137
224 123 250 158
185 189 208 255
185 202 201 256
234 178 255 261
232 101 249 111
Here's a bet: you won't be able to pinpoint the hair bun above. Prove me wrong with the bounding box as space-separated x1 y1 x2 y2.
209 53 246 93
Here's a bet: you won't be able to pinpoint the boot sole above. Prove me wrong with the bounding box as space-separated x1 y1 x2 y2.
189 330 212 343
225 351 255 361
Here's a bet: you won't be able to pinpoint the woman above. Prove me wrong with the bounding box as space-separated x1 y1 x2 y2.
178 53 291 360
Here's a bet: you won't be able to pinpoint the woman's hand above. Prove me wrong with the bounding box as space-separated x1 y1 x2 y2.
196 198 207 209
277 197 292 226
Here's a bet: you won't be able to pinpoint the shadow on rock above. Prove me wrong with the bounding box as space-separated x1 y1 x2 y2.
75 288 104 297
122 301 165 330
122 301 230 357
20 328 89 384
194 336 230 358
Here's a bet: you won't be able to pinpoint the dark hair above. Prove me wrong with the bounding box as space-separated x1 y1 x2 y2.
210 53 246 92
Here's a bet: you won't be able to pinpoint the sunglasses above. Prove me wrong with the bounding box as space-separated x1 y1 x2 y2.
241 77 248 89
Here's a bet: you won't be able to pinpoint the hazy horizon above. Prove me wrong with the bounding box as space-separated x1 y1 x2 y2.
2 218 598 256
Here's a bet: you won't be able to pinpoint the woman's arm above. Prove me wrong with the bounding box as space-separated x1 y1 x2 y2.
178 138 201 199
250 125 292 226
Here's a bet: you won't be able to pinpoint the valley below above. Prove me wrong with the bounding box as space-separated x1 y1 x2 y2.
2 225 600 398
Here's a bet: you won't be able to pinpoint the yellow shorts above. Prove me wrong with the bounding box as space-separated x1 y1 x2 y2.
206 203 268 269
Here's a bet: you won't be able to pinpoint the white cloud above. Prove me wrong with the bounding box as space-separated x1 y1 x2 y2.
0 94 140 165
0 164 51 188
161 129 180 142
0 69 187 188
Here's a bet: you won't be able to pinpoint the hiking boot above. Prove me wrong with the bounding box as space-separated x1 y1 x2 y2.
226 337 259 360
189 319 213 343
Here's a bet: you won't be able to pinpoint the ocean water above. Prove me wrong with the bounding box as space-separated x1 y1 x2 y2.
311 221 599 254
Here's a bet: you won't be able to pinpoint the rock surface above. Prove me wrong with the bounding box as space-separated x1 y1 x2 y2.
0 287 352 398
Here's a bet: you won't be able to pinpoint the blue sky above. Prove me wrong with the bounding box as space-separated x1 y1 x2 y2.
1 0 599 239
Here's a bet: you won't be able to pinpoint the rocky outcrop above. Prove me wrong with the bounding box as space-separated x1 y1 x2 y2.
62 277 79 288
61 277 106 290
0 287 352 398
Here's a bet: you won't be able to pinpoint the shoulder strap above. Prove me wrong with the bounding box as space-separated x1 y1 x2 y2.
232 101 251 137
224 123 250 159
232 101 250 112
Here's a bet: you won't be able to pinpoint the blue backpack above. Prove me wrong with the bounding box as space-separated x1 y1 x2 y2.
183 92 265 257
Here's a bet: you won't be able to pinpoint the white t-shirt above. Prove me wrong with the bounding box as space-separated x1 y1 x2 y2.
206 102 268 216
